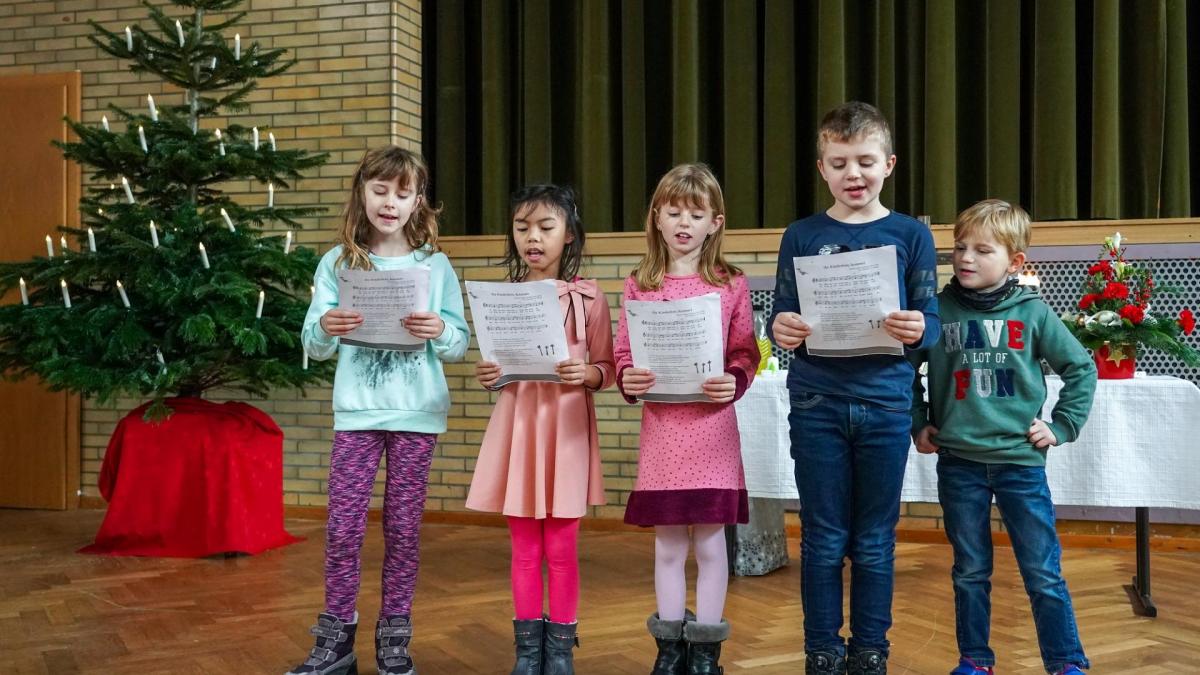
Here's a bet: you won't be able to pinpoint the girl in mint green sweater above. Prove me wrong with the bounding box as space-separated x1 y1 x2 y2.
289 146 468 675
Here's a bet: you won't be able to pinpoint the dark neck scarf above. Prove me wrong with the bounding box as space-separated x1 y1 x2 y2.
948 276 1019 311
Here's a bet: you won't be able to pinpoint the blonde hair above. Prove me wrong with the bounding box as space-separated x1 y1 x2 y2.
953 199 1031 254
632 163 741 291
337 146 441 270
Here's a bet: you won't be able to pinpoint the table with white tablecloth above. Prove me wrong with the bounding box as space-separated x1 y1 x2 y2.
734 370 1200 614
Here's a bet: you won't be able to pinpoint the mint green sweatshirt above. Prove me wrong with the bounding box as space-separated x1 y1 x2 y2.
302 245 469 432
911 286 1096 466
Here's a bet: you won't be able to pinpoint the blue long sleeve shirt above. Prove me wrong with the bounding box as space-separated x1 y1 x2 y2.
769 211 941 410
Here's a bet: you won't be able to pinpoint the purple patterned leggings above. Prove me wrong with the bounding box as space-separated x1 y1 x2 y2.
324 430 437 621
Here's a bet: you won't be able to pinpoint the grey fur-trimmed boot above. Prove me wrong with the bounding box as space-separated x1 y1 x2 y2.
647 611 693 675
286 611 359 675
682 619 730 675
375 615 416 675
510 618 544 675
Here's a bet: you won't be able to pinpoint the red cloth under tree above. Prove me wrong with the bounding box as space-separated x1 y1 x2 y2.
80 398 300 557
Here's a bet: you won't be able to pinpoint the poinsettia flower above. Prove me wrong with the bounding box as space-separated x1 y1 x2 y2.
1181 308 1196 335
1078 294 1098 309
1119 305 1144 324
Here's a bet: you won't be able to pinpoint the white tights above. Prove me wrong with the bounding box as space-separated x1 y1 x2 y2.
654 524 728 624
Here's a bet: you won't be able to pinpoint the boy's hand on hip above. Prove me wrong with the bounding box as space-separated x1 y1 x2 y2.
621 367 656 397
403 311 445 340
914 425 940 454
702 373 737 404
885 310 925 345
475 360 502 388
320 309 363 336
1028 419 1058 449
772 312 811 350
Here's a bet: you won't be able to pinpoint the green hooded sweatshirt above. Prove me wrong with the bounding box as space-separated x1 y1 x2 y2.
911 285 1097 466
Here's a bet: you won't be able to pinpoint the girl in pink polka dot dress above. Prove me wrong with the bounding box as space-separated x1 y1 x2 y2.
614 163 759 675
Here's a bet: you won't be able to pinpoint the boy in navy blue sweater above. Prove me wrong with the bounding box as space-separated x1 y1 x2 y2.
770 101 941 674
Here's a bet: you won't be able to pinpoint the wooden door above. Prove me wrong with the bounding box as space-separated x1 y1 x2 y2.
0 72 81 510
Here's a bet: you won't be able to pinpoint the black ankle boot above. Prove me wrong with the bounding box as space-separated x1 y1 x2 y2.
511 618 543 675
683 619 729 675
847 648 887 675
375 615 415 675
647 612 688 675
286 612 358 675
805 650 847 674
543 619 578 675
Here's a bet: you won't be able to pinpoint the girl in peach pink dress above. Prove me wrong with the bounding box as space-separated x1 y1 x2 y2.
466 184 614 675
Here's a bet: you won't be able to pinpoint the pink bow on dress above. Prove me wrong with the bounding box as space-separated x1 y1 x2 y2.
558 279 596 341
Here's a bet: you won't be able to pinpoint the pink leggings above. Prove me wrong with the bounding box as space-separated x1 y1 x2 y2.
507 516 581 623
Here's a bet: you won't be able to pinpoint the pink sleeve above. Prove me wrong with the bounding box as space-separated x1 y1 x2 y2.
613 276 637 403
585 285 616 391
725 275 758 401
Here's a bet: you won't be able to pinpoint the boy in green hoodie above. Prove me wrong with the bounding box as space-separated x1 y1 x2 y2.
911 200 1096 675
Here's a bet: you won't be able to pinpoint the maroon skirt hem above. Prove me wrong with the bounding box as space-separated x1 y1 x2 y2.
623 488 749 527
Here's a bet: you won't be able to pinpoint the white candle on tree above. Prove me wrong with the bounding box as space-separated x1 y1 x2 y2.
121 176 135 203
255 290 265 319
302 346 308 370
234 33 241 60
269 132 276 151
283 230 293 254
215 128 225 155
147 94 157 121
175 20 185 47
87 227 97 252
149 220 159 248
156 348 165 368
252 126 259 150
138 125 148 152
101 115 110 132
125 26 133 52
267 182 274 208
116 280 130 308
220 207 235 232
60 280 71 309
60 236 69 252
19 278 29 306
45 235 54 257
199 242 210 269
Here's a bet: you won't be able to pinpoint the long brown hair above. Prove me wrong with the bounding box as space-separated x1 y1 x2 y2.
337 146 441 270
632 163 741 291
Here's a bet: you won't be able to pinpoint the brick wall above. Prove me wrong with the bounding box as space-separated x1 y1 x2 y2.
0 0 421 505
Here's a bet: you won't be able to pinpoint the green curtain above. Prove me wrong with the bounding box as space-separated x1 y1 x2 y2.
425 0 1197 235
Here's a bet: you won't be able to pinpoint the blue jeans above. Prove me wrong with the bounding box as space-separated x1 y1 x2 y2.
788 391 911 655
937 452 1089 673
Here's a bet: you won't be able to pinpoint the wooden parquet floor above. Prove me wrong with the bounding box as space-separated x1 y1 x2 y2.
2 510 1198 674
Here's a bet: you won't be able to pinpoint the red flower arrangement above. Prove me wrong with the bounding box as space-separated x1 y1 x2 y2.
1062 233 1200 369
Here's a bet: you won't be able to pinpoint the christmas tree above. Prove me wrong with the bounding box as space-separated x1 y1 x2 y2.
0 0 333 419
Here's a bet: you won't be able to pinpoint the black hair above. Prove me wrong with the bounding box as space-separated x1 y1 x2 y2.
502 184 586 282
